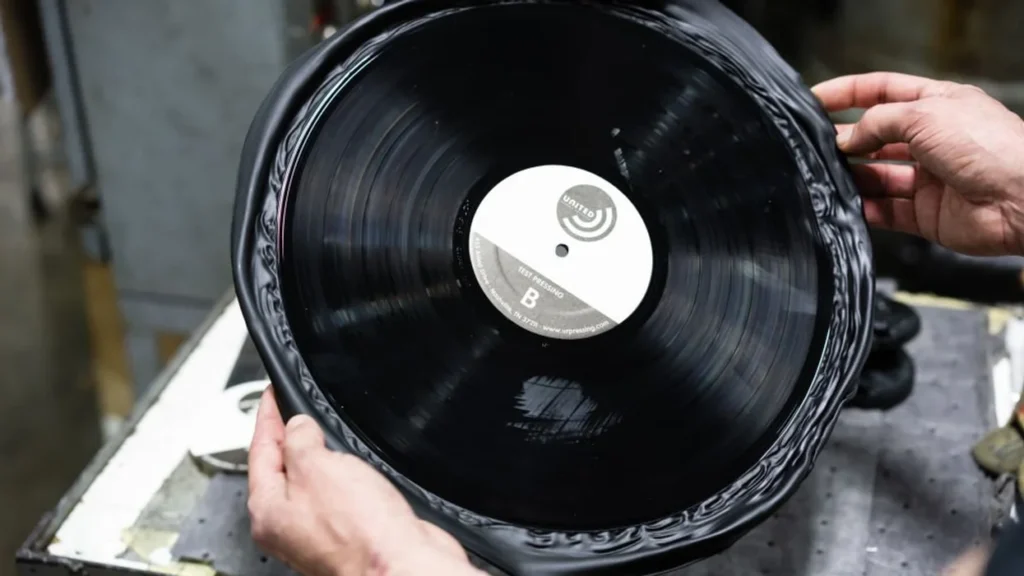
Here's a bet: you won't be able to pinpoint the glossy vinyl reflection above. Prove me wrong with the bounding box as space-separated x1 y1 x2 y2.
279 4 827 530
233 1 873 573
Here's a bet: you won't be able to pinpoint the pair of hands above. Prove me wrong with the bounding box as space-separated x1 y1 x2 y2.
248 72 1024 576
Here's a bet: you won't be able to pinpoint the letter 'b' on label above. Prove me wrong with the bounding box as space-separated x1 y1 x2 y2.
521 287 540 309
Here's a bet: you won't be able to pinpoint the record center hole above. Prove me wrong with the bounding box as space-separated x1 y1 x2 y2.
555 244 569 258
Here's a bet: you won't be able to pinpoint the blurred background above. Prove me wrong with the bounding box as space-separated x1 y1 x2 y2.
0 0 1022 574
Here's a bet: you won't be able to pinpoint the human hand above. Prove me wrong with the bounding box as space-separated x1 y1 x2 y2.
247 388 482 576
812 72 1024 256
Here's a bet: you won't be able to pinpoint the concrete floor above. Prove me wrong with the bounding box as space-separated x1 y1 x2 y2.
0 101 101 574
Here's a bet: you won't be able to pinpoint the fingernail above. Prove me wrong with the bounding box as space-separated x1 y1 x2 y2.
286 414 315 432
836 127 851 148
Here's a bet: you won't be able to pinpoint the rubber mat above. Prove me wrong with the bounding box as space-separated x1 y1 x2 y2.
683 304 996 575
172 304 996 576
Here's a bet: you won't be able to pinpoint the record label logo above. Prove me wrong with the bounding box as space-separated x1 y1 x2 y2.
468 165 653 340
557 185 617 242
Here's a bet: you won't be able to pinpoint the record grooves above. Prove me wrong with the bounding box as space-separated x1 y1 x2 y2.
232 1 874 574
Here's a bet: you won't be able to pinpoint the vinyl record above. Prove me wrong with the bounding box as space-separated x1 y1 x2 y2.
232 1 874 574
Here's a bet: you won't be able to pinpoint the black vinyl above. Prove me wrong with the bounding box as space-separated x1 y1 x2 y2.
282 3 826 531
231 1 874 573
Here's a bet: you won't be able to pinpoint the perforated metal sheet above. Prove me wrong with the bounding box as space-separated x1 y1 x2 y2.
172 474 296 576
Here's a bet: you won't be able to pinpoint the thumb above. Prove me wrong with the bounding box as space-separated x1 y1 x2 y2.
283 415 326 470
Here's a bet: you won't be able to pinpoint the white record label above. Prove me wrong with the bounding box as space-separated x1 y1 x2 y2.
468 165 654 340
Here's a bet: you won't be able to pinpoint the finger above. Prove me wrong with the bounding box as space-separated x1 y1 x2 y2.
867 143 913 162
851 163 919 199
838 102 918 155
812 72 948 111
283 414 327 471
249 387 287 501
845 140 915 162
863 197 921 238
836 124 914 161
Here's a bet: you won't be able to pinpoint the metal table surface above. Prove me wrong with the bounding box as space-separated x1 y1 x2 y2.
14 293 1021 576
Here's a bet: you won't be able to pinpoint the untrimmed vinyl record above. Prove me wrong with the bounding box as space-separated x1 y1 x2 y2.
232 1 873 574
